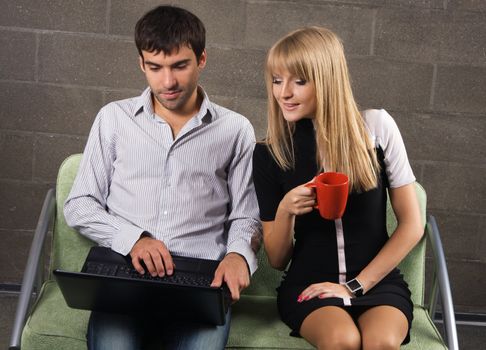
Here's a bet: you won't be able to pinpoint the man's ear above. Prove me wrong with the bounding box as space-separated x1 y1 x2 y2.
198 49 207 69
139 56 146 72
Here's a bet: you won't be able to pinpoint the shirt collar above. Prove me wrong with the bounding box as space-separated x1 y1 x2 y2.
134 86 214 123
134 87 153 116
196 87 214 123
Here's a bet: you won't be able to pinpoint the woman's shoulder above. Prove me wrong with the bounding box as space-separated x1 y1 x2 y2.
361 108 395 130
361 109 401 148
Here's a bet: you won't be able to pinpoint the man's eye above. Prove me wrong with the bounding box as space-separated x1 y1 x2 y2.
174 64 187 70
149 66 160 72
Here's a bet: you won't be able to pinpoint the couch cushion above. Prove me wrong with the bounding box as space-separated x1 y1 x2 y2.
21 280 89 350
51 154 94 272
387 183 427 306
227 295 313 349
403 306 447 350
243 249 282 298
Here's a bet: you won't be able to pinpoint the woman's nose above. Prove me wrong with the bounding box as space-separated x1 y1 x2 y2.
281 82 293 99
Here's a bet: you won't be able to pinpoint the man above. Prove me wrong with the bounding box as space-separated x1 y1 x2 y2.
64 5 261 350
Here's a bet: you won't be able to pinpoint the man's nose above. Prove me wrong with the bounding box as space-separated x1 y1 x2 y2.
162 70 177 89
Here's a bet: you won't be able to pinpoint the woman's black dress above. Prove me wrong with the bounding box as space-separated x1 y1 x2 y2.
252 111 415 344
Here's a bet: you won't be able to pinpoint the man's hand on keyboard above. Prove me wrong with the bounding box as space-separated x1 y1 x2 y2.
210 253 249 302
130 236 174 278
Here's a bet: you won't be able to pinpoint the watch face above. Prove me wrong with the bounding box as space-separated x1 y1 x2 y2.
347 279 362 292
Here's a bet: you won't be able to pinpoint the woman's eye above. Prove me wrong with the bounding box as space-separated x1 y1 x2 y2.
296 79 307 85
272 78 282 84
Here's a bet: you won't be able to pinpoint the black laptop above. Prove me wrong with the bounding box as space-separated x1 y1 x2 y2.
54 246 231 325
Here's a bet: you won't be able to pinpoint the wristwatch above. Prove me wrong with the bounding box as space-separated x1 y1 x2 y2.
345 278 364 297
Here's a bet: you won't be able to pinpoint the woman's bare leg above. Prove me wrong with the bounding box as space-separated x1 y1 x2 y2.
357 305 409 350
300 306 361 350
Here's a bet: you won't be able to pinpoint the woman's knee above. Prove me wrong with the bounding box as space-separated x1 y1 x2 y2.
361 332 402 350
358 306 408 350
300 307 361 350
315 329 361 350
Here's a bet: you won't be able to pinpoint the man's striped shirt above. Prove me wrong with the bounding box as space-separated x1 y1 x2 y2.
64 87 262 273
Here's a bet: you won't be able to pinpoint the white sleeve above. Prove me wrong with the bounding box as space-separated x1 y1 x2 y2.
225 120 262 275
64 107 144 254
363 109 416 188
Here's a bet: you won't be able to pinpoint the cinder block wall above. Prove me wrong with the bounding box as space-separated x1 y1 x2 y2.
1 1 484 314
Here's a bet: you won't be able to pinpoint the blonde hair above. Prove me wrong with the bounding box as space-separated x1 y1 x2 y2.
264 26 379 192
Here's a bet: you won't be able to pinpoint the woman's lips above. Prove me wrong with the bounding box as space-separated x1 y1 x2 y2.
282 102 299 111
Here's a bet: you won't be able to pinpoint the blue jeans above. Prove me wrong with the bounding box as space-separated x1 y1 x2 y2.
87 309 231 350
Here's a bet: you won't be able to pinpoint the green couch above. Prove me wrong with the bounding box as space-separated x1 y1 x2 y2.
10 154 458 349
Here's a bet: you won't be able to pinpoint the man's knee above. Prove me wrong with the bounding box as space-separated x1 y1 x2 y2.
88 312 143 350
172 326 229 350
165 309 231 350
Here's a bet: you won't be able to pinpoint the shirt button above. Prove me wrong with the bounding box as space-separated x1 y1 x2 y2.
163 211 168 215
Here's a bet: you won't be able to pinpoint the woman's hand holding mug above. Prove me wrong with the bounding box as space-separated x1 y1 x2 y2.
305 172 349 220
279 184 316 216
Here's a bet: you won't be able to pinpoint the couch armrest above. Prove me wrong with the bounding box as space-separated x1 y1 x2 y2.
9 189 56 350
426 215 459 350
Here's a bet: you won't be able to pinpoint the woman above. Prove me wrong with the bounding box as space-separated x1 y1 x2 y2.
252 27 424 349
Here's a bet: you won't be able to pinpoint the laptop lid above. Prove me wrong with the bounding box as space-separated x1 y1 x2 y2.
54 247 230 325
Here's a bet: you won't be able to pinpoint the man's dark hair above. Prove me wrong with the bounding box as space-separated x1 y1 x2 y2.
135 5 206 61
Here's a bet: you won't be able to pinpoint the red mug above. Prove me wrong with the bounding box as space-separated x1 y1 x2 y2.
305 172 349 220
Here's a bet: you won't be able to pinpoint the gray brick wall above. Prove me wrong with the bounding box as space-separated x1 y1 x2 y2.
0 0 484 314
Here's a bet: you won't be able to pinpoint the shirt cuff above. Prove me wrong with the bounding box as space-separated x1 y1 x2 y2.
111 222 145 256
226 241 258 276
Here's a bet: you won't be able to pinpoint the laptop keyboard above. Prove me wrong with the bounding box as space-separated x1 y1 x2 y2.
84 262 213 287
